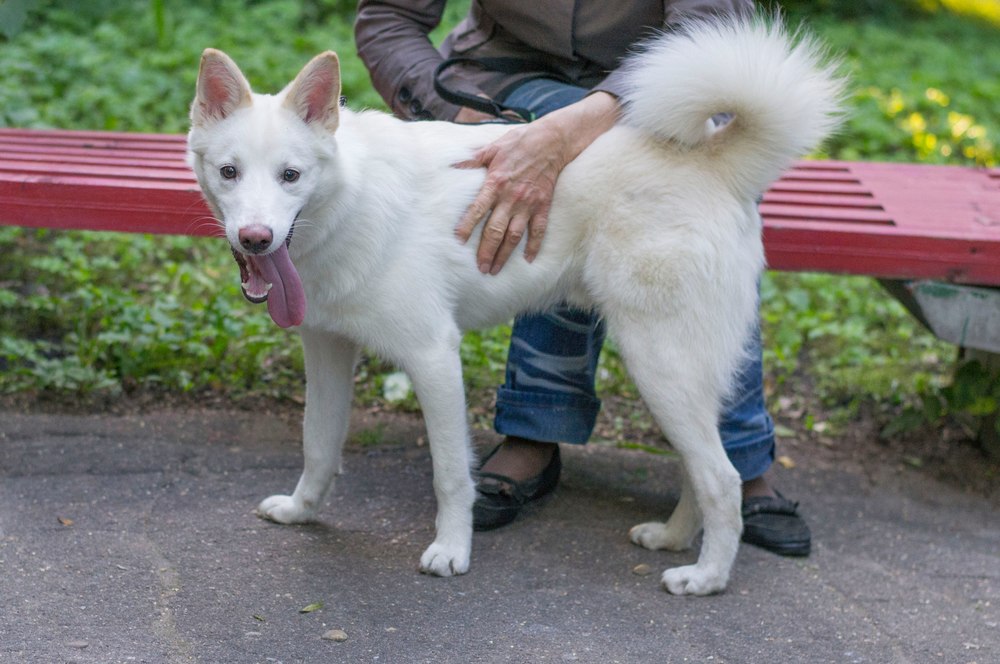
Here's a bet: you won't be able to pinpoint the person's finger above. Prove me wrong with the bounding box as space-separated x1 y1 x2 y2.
523 208 550 264
476 205 512 272
452 143 497 170
452 157 483 170
454 182 497 244
489 213 529 274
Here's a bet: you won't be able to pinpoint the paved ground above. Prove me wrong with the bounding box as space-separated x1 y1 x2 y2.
1 408 998 663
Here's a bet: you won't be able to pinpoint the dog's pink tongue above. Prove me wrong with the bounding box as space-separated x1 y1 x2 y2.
248 245 306 328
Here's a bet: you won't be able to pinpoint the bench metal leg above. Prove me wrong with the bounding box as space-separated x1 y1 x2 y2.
880 279 1000 459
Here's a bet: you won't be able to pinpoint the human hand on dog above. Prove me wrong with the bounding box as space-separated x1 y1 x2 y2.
454 91 619 274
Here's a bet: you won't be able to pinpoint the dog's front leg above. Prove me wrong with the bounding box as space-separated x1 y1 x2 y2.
258 329 359 524
401 336 475 577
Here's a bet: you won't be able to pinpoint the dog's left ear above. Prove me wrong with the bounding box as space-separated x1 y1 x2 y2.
283 51 341 132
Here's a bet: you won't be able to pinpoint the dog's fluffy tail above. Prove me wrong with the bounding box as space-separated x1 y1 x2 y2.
621 15 845 199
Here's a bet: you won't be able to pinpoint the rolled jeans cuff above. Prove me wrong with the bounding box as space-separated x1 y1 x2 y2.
494 387 601 445
719 420 776 481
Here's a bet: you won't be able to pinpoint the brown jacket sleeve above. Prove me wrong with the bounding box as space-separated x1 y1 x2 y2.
355 0 478 120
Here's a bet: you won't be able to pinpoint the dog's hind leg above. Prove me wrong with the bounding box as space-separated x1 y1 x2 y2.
258 329 359 524
630 462 702 551
401 331 476 577
611 318 742 596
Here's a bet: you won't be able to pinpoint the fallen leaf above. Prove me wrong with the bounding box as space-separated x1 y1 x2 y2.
632 564 653 576
322 628 348 642
57 517 74 527
777 455 796 469
299 602 324 614
773 425 797 439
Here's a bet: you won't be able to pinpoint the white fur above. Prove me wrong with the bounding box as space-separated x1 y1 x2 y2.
188 17 842 594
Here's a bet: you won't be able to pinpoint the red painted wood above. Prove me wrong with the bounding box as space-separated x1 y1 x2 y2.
2 128 999 285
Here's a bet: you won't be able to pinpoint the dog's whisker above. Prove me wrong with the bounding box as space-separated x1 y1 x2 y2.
187 216 227 238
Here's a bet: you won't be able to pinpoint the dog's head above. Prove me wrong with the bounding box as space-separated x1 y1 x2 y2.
187 49 343 328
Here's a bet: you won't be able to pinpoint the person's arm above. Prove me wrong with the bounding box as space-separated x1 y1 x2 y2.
355 0 486 120
454 91 619 274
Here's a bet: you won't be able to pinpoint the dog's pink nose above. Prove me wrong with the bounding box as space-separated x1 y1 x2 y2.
238 224 273 254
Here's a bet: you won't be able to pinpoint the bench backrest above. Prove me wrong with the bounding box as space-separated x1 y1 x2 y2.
3 128 999 286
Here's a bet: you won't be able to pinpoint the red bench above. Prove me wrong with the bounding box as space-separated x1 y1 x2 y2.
3 127 998 282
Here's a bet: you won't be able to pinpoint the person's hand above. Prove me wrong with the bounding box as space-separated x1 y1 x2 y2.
453 91 619 275
454 119 565 274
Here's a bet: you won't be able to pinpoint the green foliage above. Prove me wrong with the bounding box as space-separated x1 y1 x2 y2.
0 0 998 443
0 0 385 130
0 228 302 397
882 359 1000 438
806 13 999 166
760 273 953 407
0 0 33 39
779 0 928 22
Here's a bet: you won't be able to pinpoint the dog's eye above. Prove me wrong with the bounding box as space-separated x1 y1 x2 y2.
220 165 238 179
282 168 300 183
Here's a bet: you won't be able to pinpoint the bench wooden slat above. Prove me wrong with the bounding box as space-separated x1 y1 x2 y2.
768 180 874 196
0 127 186 146
2 128 999 286
760 191 884 210
763 223 998 283
760 203 895 225
0 178 214 236
2 153 187 169
1 159 194 183
1 144 187 165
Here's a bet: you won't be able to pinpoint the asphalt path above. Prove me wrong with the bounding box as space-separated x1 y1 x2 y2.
2 408 997 663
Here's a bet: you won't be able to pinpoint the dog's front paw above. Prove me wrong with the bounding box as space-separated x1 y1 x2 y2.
629 521 694 552
660 564 728 596
419 541 470 577
257 494 316 524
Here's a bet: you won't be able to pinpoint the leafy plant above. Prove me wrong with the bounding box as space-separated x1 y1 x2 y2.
883 358 1000 438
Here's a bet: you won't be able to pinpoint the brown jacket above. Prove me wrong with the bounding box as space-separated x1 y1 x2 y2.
355 0 753 121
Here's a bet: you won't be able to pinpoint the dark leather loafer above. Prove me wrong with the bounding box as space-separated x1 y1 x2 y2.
472 444 561 531
741 493 811 557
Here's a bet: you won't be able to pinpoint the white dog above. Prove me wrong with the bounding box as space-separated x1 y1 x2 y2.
187 17 841 595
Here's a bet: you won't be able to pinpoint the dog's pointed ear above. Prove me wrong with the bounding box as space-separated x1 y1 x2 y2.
283 51 341 132
192 49 252 126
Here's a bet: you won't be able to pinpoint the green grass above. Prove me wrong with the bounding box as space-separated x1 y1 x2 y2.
1 1 998 437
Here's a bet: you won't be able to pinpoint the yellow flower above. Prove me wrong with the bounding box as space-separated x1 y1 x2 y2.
948 111 973 138
904 112 927 132
967 125 986 140
886 89 905 117
925 88 950 106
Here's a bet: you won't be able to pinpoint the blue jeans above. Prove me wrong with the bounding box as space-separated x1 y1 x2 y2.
492 78 775 481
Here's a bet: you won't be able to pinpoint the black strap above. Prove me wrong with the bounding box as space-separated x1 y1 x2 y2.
433 57 542 123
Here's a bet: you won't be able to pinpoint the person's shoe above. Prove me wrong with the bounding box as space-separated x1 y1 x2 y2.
472 443 561 531
741 492 811 556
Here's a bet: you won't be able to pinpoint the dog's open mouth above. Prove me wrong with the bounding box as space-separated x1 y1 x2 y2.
231 231 306 329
